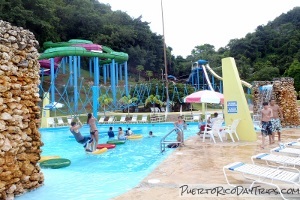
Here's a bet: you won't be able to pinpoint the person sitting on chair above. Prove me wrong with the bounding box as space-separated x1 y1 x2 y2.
208 112 219 126
70 118 93 152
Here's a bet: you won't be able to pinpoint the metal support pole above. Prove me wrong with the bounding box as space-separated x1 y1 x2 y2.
89 59 92 77
69 56 73 86
103 64 107 84
124 62 129 96
73 56 78 114
77 56 81 77
115 63 119 86
111 59 116 104
50 58 55 103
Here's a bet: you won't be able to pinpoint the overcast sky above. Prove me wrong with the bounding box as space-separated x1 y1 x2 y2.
99 0 299 57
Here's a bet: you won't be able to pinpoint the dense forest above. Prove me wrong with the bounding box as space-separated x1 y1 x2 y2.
0 0 300 91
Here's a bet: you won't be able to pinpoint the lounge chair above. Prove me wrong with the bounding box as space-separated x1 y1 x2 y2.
222 119 240 142
130 115 138 123
202 119 224 143
98 116 105 123
56 117 67 126
150 107 155 113
154 107 160 113
47 117 56 127
271 146 300 157
223 161 300 200
286 141 300 148
106 116 115 124
251 153 300 168
138 115 148 123
117 115 126 123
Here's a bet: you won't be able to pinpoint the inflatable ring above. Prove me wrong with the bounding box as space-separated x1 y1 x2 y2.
39 158 71 169
127 134 143 140
89 148 108 155
39 155 60 163
107 140 126 145
97 144 116 149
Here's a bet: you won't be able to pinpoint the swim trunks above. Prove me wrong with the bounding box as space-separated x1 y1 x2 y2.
261 121 272 137
271 118 282 132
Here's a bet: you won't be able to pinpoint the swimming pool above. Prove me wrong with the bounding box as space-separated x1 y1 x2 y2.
16 122 198 200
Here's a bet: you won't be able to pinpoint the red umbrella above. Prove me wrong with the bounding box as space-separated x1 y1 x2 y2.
183 90 224 104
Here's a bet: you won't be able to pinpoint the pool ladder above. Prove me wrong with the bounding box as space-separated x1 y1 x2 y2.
160 127 184 153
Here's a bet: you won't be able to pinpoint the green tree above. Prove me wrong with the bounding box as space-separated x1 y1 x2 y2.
136 65 144 81
98 94 113 116
284 59 300 91
145 70 153 81
145 95 163 109
119 95 138 116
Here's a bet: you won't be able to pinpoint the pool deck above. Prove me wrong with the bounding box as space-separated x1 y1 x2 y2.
113 128 300 200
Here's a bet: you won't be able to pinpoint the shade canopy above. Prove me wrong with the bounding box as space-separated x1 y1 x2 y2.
44 102 64 110
183 90 224 104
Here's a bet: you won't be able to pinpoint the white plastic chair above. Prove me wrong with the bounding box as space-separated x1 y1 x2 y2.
223 119 240 142
193 114 200 122
160 107 166 112
47 117 56 127
67 118 72 125
154 107 160 113
150 107 155 113
203 119 224 143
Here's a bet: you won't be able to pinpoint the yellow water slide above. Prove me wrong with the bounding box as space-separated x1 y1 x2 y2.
204 64 252 89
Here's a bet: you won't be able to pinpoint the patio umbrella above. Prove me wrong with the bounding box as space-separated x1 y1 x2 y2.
183 90 224 104
44 102 64 118
44 102 64 110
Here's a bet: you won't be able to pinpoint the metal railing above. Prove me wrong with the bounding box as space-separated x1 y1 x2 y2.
160 127 184 153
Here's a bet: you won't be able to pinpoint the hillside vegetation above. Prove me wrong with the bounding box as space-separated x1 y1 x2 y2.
0 1 299 91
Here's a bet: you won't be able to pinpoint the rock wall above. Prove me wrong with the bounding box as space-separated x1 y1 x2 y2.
252 78 300 127
0 20 44 199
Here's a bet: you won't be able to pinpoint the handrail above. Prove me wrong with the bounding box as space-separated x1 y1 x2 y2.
160 127 184 153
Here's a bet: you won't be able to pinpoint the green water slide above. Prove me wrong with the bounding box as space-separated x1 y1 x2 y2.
38 46 128 63
43 39 93 49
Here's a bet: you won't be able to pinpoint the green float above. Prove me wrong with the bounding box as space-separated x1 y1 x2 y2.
39 158 71 169
107 140 126 145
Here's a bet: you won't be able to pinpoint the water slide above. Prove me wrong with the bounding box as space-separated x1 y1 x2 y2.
38 40 128 75
204 64 252 89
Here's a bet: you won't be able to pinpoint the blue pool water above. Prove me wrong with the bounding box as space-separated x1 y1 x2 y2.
16 122 198 200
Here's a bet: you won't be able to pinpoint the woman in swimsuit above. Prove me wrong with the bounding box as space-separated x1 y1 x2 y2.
87 113 99 151
174 116 184 146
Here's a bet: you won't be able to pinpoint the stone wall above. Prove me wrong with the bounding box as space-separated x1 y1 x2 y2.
252 78 300 127
0 20 44 199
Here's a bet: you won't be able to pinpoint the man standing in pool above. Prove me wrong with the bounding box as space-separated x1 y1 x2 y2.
70 118 93 152
87 113 99 151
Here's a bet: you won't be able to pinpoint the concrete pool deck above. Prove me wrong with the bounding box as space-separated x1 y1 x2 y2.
113 128 300 200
